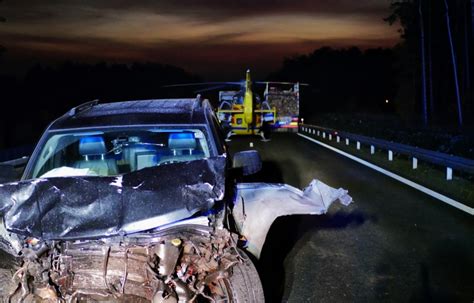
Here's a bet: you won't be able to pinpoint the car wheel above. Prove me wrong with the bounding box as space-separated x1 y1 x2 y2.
220 250 265 303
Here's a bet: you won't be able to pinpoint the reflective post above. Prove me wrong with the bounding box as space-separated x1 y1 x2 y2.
356 141 360 150
388 150 393 161
412 157 418 169
446 167 453 180
370 145 375 155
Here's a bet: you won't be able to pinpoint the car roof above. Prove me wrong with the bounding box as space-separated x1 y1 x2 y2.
48 98 211 130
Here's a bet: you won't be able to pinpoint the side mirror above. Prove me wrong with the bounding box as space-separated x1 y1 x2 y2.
233 150 262 176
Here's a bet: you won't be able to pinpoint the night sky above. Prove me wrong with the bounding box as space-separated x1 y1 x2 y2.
0 0 400 78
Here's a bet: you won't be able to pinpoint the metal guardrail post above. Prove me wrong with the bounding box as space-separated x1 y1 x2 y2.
446 167 453 180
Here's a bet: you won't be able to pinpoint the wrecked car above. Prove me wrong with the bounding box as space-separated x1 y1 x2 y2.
0 97 351 302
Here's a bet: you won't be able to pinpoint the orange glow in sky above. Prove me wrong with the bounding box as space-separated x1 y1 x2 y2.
0 1 400 77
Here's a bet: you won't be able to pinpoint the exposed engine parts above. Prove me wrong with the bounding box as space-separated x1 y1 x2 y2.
5 227 243 303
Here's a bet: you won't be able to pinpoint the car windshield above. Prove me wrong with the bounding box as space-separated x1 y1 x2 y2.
30 127 211 178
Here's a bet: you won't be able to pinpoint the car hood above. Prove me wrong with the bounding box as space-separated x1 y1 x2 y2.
0 156 226 240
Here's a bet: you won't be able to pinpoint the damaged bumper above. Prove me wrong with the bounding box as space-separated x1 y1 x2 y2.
232 180 352 258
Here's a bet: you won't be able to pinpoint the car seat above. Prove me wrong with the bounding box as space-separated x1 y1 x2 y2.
122 143 160 172
158 133 203 164
75 136 118 176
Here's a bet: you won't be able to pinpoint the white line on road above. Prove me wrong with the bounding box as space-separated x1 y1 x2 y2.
298 133 474 215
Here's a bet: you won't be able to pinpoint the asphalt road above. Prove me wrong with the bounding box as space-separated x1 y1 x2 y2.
227 133 473 303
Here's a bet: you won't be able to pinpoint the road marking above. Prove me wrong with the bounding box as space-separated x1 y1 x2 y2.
298 133 474 215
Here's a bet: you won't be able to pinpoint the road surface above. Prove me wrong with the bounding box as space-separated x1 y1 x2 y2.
227 133 473 303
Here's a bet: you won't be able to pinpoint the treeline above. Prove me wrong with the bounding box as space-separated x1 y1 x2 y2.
267 47 398 117
0 0 471 151
385 0 473 128
0 62 200 149
270 0 473 129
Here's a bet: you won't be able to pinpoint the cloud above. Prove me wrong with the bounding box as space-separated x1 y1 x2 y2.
1 9 397 45
2 0 391 23
0 0 398 77
1 30 397 78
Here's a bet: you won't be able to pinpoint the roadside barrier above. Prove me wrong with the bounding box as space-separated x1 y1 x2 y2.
300 124 474 180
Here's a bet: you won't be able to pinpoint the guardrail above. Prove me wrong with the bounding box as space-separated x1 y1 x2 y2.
299 124 474 180
0 156 29 183
1 156 29 167
0 145 33 163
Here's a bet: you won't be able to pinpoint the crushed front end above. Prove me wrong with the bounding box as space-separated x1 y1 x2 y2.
2 225 245 302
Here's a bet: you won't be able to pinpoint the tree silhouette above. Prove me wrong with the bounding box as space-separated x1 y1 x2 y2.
0 0 5 59
418 0 428 126
444 0 463 127
386 0 472 127
0 61 201 148
268 47 397 118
